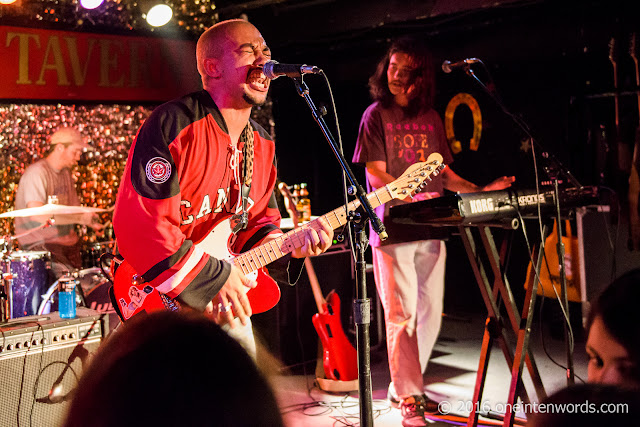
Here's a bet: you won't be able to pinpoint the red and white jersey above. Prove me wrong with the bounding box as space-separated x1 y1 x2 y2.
113 90 283 311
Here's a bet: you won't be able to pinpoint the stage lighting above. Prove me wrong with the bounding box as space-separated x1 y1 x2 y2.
0 0 18 4
80 0 104 9
145 3 173 27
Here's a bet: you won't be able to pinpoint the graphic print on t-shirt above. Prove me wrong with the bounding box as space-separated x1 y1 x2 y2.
387 121 435 164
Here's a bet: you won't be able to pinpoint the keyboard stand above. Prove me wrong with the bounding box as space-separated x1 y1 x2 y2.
456 224 547 427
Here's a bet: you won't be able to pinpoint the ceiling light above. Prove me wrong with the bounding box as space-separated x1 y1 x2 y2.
80 0 104 9
145 4 173 27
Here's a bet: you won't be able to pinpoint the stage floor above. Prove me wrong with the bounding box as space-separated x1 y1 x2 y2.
272 306 589 426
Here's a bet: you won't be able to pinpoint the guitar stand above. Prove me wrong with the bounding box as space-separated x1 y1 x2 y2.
315 366 359 393
456 223 547 427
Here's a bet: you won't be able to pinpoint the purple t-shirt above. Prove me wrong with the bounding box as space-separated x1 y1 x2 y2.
352 102 454 246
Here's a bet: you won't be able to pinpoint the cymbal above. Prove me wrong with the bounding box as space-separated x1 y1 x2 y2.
0 204 107 218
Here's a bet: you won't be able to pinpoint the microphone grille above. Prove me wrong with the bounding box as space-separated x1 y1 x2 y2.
263 60 278 79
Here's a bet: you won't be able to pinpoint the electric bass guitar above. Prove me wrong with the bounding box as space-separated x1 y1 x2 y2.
278 182 358 381
112 153 445 321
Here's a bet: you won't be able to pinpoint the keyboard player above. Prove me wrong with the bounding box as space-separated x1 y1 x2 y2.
351 36 514 424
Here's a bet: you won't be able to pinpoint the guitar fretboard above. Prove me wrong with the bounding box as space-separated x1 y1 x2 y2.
232 154 443 275
232 188 390 274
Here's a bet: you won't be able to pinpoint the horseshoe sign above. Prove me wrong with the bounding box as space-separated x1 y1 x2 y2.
444 93 482 154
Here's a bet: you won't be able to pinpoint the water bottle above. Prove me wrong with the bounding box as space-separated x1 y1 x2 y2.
58 276 77 319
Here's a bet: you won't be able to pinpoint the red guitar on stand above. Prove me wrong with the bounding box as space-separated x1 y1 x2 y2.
278 182 358 383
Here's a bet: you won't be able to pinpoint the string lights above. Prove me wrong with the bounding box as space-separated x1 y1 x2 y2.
0 100 274 243
0 0 219 37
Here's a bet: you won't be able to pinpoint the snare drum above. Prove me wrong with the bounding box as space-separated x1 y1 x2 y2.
4 250 51 319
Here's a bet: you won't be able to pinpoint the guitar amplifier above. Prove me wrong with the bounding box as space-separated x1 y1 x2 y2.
0 308 106 427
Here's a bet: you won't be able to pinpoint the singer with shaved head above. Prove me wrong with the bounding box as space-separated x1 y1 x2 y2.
113 19 333 354
352 36 514 427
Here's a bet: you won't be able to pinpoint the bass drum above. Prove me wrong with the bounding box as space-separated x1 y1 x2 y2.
38 267 120 335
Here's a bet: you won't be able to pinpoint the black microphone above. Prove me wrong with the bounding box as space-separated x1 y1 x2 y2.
441 58 480 73
263 60 321 80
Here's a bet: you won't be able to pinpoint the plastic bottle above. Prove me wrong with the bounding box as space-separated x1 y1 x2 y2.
297 183 312 223
58 276 77 319
292 184 302 225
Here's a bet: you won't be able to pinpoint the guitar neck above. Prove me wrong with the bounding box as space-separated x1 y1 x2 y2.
634 58 640 120
232 185 394 275
612 63 621 130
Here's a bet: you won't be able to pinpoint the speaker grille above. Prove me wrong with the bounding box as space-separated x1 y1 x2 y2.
0 309 105 427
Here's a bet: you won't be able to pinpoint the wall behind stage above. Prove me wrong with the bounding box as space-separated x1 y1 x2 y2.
0 103 153 240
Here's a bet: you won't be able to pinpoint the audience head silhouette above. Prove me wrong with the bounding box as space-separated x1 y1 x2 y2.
586 268 640 388
64 310 284 427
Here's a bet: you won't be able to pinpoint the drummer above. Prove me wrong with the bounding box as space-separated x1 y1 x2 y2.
13 126 104 277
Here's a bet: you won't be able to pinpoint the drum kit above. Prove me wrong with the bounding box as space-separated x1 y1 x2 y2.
1 204 119 333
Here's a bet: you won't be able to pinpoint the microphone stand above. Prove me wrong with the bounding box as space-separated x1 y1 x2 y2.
461 65 579 385
291 75 386 427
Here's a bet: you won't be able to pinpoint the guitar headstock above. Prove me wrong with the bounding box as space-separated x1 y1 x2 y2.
277 182 299 225
609 37 618 68
387 153 445 201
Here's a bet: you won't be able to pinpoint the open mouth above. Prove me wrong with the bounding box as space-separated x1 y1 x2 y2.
247 67 269 92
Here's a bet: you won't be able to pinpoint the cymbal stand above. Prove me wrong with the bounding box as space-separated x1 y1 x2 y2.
1 249 11 323
1 234 14 323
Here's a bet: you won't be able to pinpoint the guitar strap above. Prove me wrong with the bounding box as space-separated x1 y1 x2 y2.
231 122 254 235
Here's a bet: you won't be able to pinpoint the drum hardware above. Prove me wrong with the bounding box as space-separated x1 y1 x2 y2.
1 273 11 322
81 240 116 270
98 251 120 284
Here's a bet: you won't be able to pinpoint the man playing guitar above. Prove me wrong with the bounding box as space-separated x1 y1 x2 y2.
112 19 334 352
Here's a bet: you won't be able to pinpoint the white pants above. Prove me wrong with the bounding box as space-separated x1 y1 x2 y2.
373 240 446 397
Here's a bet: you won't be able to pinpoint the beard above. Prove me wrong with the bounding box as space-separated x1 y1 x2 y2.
243 90 267 107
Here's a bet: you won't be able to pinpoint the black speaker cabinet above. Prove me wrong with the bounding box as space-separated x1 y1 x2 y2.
576 206 640 322
0 308 106 427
